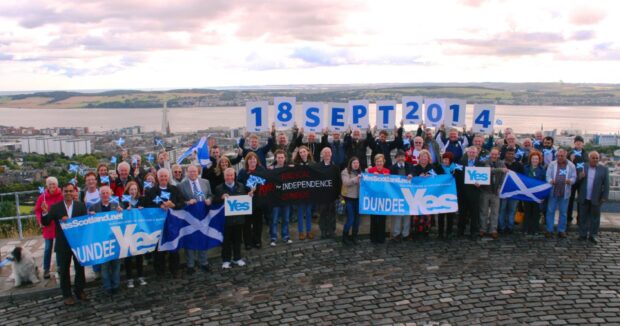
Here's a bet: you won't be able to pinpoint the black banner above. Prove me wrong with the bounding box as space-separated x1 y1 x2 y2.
253 165 341 207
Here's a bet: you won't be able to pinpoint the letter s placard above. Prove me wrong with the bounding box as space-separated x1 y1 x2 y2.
274 97 296 130
225 195 253 216
302 102 325 132
246 101 269 132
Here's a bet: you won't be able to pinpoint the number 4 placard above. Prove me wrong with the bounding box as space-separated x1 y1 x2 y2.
274 97 296 130
246 101 269 132
472 105 495 134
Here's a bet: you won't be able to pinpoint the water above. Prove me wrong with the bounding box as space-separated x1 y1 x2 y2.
1 105 619 134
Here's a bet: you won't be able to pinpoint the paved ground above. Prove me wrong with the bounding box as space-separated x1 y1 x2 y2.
1 229 620 325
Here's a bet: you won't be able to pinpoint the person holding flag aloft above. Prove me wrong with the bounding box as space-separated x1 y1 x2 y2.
522 150 546 235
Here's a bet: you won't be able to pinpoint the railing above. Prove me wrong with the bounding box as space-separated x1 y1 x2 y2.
0 190 38 240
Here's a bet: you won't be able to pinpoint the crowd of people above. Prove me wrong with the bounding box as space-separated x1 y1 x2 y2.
33 122 610 305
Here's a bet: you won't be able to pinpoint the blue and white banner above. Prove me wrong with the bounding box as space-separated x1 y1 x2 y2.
158 202 225 251
500 171 552 203
359 173 458 216
61 208 167 266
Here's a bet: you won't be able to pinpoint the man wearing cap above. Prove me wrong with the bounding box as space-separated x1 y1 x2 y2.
389 150 413 241
568 135 587 228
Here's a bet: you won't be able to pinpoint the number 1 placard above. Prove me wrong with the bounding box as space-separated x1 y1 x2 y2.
246 101 269 132
445 99 466 128
472 105 495 134
274 97 296 130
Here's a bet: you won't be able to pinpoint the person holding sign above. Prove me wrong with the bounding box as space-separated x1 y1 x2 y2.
325 128 347 169
389 150 414 242
214 168 253 269
497 148 524 235
316 147 340 240
545 149 576 239
344 127 373 171
412 150 444 239
522 151 546 236
122 181 148 288
41 182 88 306
269 150 293 246
367 154 390 244
270 122 298 161
34 176 63 280
415 124 442 164
239 132 274 167
89 186 123 296
368 122 404 168
436 125 470 163
293 128 328 164
341 157 362 245
292 146 315 241
237 152 267 249
144 168 185 278
457 146 485 240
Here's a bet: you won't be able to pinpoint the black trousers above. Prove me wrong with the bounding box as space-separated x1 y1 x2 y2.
154 249 179 275
458 188 480 237
523 202 541 234
222 224 243 262
125 255 144 279
370 215 386 243
437 213 455 236
318 202 337 238
56 249 85 298
243 207 264 247
567 182 580 224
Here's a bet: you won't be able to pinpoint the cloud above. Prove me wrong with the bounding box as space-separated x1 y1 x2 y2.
0 53 13 60
442 32 565 56
570 30 596 41
460 0 487 8
569 6 606 25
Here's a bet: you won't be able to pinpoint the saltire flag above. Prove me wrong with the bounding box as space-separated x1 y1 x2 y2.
176 136 210 166
499 171 552 203
158 202 225 251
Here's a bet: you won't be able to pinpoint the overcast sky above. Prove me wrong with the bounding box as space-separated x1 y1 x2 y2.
0 0 617 91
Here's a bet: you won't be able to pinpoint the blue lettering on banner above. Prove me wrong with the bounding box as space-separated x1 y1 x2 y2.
359 173 458 216
331 107 345 127
61 208 167 266
306 107 320 127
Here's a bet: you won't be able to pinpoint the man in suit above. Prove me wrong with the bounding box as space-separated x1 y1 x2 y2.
577 151 610 243
41 182 88 306
458 146 485 240
144 168 185 277
179 164 213 274
89 186 123 295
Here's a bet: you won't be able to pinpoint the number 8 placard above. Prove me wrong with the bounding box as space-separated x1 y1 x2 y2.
246 101 269 132
472 105 495 134
274 97 296 130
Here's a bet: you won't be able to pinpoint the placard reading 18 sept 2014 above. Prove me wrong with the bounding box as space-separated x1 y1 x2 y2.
246 98 496 133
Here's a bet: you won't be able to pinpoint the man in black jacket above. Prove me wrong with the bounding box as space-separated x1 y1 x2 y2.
389 150 414 241
214 168 252 269
368 123 404 168
458 146 486 240
41 182 88 306
144 168 185 277
344 127 372 170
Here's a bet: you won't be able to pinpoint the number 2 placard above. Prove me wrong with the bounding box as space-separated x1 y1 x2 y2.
472 105 495 134
246 101 269 132
402 96 423 125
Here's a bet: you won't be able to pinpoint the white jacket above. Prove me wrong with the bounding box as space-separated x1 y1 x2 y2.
545 160 576 199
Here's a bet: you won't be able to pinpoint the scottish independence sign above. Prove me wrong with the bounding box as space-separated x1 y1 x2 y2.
359 173 458 216
61 208 167 266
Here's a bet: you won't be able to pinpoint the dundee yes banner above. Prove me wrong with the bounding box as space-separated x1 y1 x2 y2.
359 173 458 216
61 208 167 266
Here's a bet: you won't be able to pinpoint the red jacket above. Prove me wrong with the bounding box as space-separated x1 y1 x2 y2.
34 188 63 239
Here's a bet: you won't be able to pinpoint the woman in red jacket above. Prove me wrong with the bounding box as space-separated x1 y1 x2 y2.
367 154 390 244
34 176 63 279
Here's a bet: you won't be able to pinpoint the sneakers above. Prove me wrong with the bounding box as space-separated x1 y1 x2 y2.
222 262 232 269
138 277 147 286
127 279 135 289
270 241 276 247
286 238 293 244
234 259 246 267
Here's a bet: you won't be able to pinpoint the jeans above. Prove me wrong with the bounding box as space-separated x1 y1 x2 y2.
101 259 121 291
546 196 569 233
297 203 313 233
185 250 208 268
271 206 290 241
43 238 54 272
343 198 360 235
498 199 518 231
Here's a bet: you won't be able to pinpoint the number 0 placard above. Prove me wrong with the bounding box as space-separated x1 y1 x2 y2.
424 99 445 127
274 97 296 130
472 105 495 134
246 101 269 132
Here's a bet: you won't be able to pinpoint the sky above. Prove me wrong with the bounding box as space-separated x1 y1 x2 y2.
0 0 618 91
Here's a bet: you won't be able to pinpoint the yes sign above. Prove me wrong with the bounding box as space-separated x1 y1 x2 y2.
225 195 253 216
464 167 491 185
